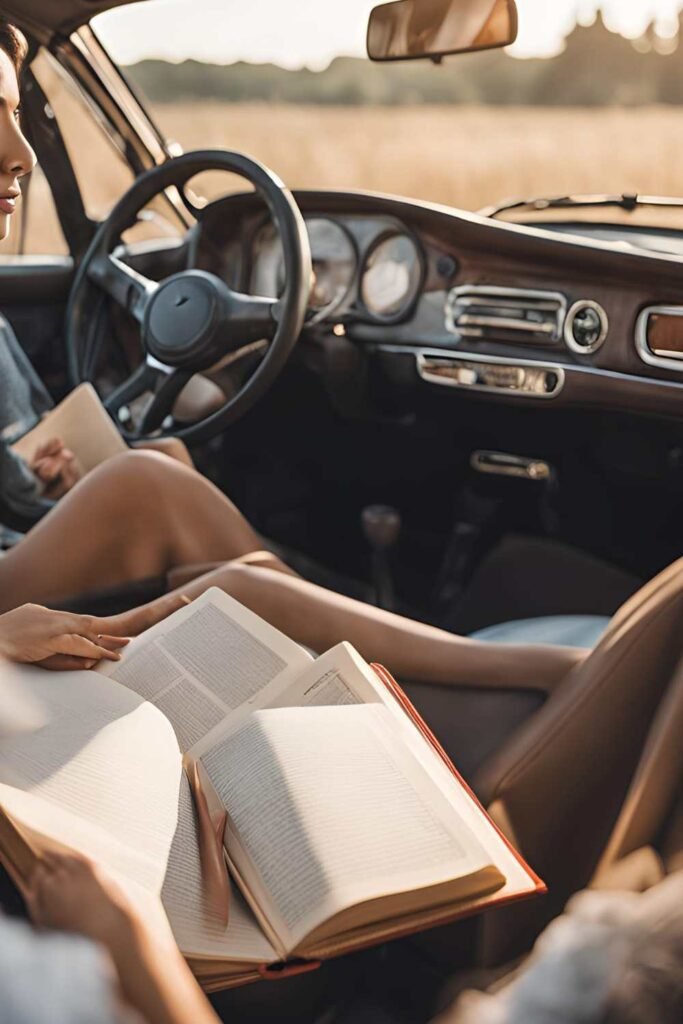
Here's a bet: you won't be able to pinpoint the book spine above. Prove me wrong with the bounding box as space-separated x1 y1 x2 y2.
257 959 321 982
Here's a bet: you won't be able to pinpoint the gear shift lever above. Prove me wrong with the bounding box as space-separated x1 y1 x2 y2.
361 505 402 611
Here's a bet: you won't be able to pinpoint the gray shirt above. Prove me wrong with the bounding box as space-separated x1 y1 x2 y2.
0 915 123 1024
0 317 53 526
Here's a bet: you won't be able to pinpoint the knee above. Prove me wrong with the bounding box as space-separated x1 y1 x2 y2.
80 450 186 516
97 448 183 488
205 561 263 605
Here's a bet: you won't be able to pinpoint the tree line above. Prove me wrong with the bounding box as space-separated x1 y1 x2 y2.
126 15 683 107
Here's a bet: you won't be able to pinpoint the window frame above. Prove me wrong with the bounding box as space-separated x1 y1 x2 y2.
19 25 193 258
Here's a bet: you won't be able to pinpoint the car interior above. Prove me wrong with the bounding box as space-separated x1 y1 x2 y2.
3 0 683 1006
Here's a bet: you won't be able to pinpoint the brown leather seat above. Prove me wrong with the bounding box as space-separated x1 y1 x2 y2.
468 558 683 963
429 662 683 1023
593 649 683 889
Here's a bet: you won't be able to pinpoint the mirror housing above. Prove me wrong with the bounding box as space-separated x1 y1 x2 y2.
367 0 518 63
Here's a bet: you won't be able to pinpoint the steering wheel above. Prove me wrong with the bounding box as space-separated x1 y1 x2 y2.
66 151 312 444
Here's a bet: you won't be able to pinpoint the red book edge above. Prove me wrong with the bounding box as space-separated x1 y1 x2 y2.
370 663 546 898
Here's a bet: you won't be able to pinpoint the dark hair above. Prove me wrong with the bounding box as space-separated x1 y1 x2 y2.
0 19 27 76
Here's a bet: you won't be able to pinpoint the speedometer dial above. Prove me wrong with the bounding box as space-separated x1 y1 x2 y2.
360 233 423 318
307 218 356 311
250 216 356 314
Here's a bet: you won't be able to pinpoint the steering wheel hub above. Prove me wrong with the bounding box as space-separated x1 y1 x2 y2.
144 271 221 369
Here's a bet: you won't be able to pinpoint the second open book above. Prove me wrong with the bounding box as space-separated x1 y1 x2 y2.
0 589 543 991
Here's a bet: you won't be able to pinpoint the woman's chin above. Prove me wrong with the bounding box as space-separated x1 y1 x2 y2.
0 214 10 243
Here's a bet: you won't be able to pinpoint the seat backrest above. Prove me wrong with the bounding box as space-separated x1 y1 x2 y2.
474 558 683 961
593 653 683 883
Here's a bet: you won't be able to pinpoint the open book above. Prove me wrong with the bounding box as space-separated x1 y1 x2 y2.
0 590 544 992
12 382 127 473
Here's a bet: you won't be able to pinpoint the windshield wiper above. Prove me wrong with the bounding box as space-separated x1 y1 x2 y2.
480 192 683 220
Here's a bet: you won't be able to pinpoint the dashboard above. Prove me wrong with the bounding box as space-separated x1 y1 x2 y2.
193 189 683 421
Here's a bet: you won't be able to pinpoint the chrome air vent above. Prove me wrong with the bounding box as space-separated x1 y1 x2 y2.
446 285 567 346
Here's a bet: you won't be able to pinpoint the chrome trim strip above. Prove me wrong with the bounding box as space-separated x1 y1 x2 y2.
471 451 552 481
636 305 683 373
564 299 609 355
416 350 565 400
445 284 567 341
372 343 683 396
459 315 557 335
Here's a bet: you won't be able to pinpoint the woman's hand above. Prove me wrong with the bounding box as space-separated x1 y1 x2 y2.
27 852 221 1024
31 437 83 499
26 852 139 953
0 604 129 670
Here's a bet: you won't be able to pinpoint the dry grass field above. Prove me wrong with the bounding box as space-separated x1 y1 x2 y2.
13 103 683 255
153 103 683 216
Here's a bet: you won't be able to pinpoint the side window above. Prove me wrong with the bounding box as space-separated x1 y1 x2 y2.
0 47 185 258
30 48 136 225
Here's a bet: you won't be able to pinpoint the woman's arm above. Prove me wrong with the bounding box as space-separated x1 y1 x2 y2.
26 853 221 1024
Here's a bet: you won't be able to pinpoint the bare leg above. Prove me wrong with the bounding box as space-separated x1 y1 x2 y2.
0 450 263 611
166 551 298 592
161 561 586 690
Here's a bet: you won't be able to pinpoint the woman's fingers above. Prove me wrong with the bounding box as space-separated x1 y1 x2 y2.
94 635 130 652
33 437 64 461
40 654 98 671
57 633 124 663
59 615 129 655
32 456 63 483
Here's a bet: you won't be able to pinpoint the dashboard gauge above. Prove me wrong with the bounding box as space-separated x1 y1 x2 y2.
250 216 356 314
306 218 356 312
360 233 423 318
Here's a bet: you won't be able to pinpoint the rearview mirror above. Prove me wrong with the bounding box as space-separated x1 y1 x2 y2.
367 0 518 62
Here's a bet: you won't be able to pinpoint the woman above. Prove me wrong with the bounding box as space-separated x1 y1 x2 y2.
0 19 583 697
0 20 276 606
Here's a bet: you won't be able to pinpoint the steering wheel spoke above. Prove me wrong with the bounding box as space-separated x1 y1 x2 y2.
103 361 158 416
88 254 157 326
226 292 280 344
140 368 193 435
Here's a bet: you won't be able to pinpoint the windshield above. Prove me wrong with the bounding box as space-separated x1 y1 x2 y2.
92 0 683 228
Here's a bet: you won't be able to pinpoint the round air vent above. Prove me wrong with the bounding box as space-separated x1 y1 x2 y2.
564 300 608 355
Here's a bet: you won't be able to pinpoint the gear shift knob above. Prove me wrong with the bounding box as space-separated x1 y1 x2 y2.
361 506 401 611
361 505 402 551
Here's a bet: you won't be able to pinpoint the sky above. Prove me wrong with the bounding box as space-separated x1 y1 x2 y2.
94 0 683 68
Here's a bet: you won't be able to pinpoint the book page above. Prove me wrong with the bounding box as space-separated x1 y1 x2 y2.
0 661 184 895
276 644 540 904
12 382 127 474
161 772 276 964
201 704 496 952
270 643 384 711
99 589 312 753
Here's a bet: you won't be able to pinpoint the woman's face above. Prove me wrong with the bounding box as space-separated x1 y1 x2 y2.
0 48 35 242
